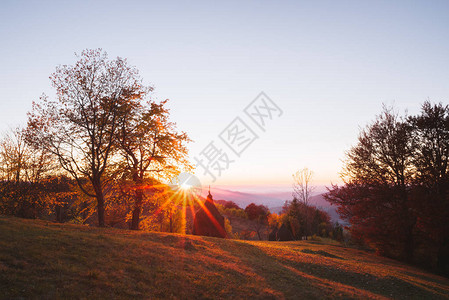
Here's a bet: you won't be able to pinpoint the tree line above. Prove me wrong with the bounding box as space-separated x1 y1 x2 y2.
215 199 341 242
326 102 449 276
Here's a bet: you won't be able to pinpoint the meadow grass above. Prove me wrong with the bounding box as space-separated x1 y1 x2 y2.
0 216 448 299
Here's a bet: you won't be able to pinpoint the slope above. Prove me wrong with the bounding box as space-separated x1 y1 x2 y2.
0 216 448 299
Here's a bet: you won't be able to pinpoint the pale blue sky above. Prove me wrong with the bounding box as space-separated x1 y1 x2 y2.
1 0 448 188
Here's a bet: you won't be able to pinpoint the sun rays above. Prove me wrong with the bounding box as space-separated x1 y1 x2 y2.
135 180 228 236
140 181 201 234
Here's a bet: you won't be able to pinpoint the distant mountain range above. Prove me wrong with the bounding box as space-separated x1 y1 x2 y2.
208 187 343 223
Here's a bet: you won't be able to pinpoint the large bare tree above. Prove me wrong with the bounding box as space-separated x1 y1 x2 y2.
292 167 314 240
27 49 144 226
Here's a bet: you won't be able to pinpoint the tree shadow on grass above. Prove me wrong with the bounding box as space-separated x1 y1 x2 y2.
215 239 449 299
300 249 344 260
215 240 387 299
275 255 449 299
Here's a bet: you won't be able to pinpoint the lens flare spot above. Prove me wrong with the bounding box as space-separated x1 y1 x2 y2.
180 183 191 190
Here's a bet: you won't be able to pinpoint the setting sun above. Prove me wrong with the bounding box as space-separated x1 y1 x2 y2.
180 183 192 190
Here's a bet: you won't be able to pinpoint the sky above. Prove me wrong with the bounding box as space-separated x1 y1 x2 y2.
1 0 448 193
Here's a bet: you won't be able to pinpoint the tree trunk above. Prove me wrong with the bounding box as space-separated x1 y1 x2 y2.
130 188 143 230
436 187 449 276
169 211 174 233
437 237 449 276
55 205 61 222
92 178 104 227
305 209 309 240
130 206 141 230
400 188 414 263
81 201 88 224
402 223 415 263
93 178 105 227
130 176 144 230
97 193 105 227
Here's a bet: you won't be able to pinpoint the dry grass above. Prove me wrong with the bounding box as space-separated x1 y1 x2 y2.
0 216 448 299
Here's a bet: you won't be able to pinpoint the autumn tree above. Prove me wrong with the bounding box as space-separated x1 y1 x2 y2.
222 201 240 210
116 99 190 230
245 203 270 240
311 208 331 237
293 168 314 239
137 185 186 233
332 222 344 242
326 106 417 262
279 198 332 240
267 212 280 230
42 175 77 222
27 49 144 227
409 101 449 274
0 127 56 218
0 128 27 182
282 197 304 240
0 127 54 183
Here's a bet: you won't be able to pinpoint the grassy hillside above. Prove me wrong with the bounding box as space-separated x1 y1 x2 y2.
0 216 448 299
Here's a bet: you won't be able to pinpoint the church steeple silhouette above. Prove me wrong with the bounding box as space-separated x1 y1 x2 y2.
206 185 214 203
192 185 227 238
